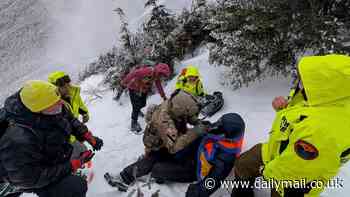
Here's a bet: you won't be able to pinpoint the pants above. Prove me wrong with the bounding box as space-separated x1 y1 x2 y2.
34 175 87 197
129 90 147 121
121 138 201 185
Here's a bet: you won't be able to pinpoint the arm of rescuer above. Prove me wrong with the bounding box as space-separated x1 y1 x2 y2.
62 106 103 151
262 125 338 195
1 127 72 190
158 103 204 154
154 78 167 100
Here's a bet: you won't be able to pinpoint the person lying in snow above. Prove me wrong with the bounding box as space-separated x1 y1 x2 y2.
148 113 245 197
185 113 245 197
105 90 209 190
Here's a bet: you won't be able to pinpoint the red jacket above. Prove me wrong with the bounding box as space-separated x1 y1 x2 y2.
121 66 166 99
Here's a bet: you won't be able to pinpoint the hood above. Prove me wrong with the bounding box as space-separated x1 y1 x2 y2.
4 92 51 128
298 54 350 106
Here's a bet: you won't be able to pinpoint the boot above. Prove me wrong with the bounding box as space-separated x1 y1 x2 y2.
138 111 145 118
104 172 129 192
131 119 142 133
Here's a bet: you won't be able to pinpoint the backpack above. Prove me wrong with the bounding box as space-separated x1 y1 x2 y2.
0 108 8 139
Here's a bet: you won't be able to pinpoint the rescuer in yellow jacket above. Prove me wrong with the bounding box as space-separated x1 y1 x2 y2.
175 65 206 97
48 71 90 144
48 71 89 122
231 54 350 197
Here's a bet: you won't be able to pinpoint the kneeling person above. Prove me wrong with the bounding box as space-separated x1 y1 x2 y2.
0 80 103 197
186 113 245 197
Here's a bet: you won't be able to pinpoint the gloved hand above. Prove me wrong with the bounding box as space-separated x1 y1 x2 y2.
71 150 95 173
192 122 210 135
186 184 201 197
83 131 104 151
82 114 89 123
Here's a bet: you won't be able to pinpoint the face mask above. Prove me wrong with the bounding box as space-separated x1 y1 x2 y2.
41 101 63 115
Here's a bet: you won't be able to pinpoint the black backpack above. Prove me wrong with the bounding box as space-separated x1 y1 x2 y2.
0 108 8 139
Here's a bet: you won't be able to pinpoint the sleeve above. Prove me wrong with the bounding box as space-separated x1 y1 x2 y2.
121 68 143 88
196 80 206 97
175 76 185 90
157 106 201 154
77 95 89 116
2 130 72 189
62 106 88 140
262 130 338 194
155 79 166 99
195 150 236 196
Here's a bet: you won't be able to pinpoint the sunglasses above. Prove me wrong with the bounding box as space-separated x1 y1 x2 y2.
55 75 71 87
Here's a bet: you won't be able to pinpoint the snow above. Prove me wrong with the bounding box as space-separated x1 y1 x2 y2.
28 50 344 197
2 1 349 197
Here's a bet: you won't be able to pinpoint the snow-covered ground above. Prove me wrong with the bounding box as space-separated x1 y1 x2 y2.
57 50 348 197
2 1 349 197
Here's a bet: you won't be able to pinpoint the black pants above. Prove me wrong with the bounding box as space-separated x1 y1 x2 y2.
121 138 201 184
129 90 147 121
34 175 87 197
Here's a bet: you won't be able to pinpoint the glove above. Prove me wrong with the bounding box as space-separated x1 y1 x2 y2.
83 131 104 151
192 122 209 135
71 150 95 173
186 184 201 197
82 114 89 123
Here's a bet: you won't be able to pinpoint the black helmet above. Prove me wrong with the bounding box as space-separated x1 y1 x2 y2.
212 113 245 138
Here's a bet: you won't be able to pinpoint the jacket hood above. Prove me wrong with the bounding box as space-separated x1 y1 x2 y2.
4 92 52 128
298 54 350 106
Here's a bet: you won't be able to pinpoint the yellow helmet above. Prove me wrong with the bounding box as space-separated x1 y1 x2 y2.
185 65 200 78
48 71 70 86
20 80 61 112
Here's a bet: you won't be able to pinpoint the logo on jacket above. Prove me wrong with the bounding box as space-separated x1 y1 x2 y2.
294 140 319 160
280 116 290 132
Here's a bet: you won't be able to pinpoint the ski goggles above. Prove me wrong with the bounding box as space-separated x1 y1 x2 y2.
55 75 71 87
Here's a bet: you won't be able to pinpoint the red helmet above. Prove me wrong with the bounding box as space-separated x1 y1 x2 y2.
154 63 171 78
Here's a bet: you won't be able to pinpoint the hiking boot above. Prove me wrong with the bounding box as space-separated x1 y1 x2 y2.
104 173 129 192
131 120 142 133
138 111 145 118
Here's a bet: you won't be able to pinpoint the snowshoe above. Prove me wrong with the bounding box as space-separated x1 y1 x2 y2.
104 172 129 192
199 91 224 117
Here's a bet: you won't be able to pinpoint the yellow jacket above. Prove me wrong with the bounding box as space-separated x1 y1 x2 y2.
262 54 350 196
175 66 205 97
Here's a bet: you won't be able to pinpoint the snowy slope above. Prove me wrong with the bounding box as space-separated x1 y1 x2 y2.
57 50 348 197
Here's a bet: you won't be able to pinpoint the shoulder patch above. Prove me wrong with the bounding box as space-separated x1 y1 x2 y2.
294 140 318 160
280 116 290 132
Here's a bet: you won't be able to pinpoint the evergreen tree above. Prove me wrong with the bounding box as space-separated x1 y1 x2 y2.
208 0 350 89
142 0 177 65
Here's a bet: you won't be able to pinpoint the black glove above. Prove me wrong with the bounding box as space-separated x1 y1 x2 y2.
83 132 104 151
186 184 201 197
93 136 104 151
